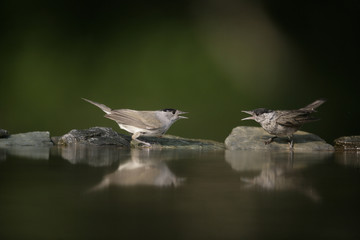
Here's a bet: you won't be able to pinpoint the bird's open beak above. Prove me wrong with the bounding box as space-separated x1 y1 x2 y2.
178 111 188 119
241 110 255 120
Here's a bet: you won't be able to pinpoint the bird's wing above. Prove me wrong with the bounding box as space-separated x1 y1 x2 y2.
276 111 319 127
105 109 163 130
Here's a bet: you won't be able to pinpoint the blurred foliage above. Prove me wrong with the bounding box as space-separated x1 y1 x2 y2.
0 0 359 142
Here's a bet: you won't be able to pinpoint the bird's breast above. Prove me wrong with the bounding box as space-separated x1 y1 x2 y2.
261 122 298 137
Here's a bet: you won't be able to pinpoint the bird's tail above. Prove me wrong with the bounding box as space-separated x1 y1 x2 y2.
299 99 326 112
82 98 112 114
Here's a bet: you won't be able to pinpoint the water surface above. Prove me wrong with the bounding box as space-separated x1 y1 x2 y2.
0 146 359 240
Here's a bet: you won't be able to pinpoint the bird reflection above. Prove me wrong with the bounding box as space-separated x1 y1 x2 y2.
225 151 332 202
89 149 184 190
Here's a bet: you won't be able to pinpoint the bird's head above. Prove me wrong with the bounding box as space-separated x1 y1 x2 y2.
241 108 273 123
160 108 188 122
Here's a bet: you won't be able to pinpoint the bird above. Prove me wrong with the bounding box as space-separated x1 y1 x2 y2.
82 98 188 146
241 99 326 149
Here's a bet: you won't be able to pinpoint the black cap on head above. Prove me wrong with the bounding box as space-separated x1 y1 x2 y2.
253 108 272 115
162 108 177 114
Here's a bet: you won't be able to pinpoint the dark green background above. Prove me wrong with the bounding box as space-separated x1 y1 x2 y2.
1 0 359 142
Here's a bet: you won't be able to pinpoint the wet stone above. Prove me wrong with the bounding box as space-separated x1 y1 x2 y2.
54 127 225 150
334 136 360 151
54 127 131 147
225 126 334 151
0 129 9 138
0 131 53 147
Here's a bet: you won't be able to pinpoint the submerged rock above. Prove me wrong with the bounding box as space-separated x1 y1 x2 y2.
0 131 53 147
334 136 360 151
225 126 334 151
54 127 224 150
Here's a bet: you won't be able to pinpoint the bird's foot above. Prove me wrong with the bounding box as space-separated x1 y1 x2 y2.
264 136 277 145
131 139 152 148
139 142 152 148
287 136 294 150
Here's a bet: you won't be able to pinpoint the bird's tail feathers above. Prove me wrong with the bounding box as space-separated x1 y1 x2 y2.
299 99 326 112
82 98 112 114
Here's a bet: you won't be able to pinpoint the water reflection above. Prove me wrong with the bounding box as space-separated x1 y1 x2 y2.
0 148 6 162
335 151 360 168
225 150 333 202
0 146 50 160
55 144 129 167
89 149 185 190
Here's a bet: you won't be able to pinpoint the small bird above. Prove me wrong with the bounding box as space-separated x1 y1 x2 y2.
241 99 326 149
82 98 188 146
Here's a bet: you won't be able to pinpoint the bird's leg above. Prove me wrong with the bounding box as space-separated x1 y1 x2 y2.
288 135 294 150
131 132 151 147
265 136 277 145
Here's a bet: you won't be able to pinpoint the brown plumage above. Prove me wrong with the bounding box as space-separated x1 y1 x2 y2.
242 99 326 149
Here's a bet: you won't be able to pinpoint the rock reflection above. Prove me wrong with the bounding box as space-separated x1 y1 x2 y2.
225 151 333 202
335 151 360 168
0 146 50 160
0 148 6 161
56 144 130 167
90 149 185 190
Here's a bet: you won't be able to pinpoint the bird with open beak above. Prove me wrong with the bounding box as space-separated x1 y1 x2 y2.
83 98 188 147
242 99 326 149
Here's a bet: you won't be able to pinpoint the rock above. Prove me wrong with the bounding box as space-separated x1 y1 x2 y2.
0 130 51 159
0 129 9 138
0 131 53 147
54 127 131 147
54 127 225 150
334 136 360 151
225 126 334 151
